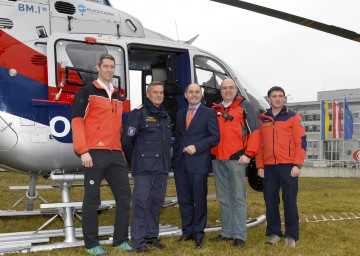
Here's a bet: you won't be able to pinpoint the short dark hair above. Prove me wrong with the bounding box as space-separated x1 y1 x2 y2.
97 54 115 66
147 81 164 92
267 86 285 97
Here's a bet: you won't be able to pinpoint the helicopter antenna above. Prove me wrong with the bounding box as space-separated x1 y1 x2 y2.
175 20 180 41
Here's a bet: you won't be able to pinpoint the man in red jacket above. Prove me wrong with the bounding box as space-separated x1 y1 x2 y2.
72 54 132 255
210 78 260 248
256 86 307 248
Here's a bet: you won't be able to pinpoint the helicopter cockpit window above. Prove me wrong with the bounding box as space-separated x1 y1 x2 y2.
55 39 126 99
194 55 228 106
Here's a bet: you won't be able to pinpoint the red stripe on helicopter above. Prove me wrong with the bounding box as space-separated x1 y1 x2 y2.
0 30 47 84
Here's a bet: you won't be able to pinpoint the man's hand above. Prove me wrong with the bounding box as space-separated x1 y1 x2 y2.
238 154 251 165
183 145 197 155
81 152 94 168
257 168 264 178
291 166 301 177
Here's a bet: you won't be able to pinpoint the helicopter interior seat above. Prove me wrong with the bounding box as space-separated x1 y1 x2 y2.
162 80 182 135
201 84 221 107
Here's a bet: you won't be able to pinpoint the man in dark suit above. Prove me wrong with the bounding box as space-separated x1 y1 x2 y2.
173 83 220 248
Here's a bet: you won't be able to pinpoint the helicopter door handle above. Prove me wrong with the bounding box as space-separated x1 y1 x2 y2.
67 16 73 31
117 24 120 37
125 19 137 32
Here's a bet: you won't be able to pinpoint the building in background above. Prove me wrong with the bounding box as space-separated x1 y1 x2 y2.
286 89 360 167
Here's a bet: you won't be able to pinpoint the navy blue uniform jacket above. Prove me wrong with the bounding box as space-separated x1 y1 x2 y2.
121 99 172 176
173 104 220 173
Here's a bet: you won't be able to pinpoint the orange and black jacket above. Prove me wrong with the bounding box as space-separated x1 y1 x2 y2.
256 105 307 168
211 96 261 160
71 80 123 155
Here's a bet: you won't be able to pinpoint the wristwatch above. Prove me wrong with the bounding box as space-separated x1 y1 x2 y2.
295 164 302 169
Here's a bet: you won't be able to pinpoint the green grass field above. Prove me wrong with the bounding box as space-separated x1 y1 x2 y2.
1 171 360 255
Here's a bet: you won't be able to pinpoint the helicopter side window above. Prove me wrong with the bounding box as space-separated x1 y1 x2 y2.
194 55 229 106
55 39 126 99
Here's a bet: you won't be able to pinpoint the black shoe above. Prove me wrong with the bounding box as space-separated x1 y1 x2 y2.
233 239 245 247
195 239 203 248
133 247 150 253
178 235 194 242
210 235 233 242
146 239 166 249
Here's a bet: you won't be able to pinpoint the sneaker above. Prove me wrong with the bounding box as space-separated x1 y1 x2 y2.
146 239 166 249
210 235 233 242
85 245 108 255
116 241 133 251
266 234 282 245
284 237 296 248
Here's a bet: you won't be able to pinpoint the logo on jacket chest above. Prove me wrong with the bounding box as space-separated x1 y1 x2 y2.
263 123 273 128
146 116 157 122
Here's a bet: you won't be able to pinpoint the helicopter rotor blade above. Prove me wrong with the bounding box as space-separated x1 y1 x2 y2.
210 0 360 43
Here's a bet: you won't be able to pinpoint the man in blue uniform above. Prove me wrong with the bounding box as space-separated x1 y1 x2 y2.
121 81 172 253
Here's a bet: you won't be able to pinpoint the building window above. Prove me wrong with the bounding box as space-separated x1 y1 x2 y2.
308 141 318 149
324 141 339 161
307 155 318 160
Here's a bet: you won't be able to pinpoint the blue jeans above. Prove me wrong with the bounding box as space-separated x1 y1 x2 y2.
212 160 247 241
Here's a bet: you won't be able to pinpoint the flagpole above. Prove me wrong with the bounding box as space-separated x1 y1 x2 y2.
331 98 334 165
343 97 345 166
319 100 323 160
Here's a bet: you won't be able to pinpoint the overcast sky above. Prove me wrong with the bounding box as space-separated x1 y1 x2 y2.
111 0 360 102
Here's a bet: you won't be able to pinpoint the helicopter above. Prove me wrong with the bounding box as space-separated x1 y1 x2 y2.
0 0 269 213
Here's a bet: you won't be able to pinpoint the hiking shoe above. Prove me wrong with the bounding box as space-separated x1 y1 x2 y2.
266 234 282 245
85 245 108 255
146 239 166 249
210 235 233 242
284 237 296 247
133 246 150 253
116 241 132 251
233 239 245 247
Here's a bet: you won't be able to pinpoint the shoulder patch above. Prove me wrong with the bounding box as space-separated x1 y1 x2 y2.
127 126 136 136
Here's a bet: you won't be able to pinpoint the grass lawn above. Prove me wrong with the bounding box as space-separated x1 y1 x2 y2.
1 171 360 255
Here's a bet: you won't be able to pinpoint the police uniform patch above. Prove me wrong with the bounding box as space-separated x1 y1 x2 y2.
127 126 136 136
146 116 156 122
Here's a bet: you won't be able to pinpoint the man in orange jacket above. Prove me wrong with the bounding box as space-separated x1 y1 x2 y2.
72 54 132 255
256 86 307 248
210 78 260 248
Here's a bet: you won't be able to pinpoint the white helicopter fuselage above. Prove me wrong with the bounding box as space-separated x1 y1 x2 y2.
0 0 267 176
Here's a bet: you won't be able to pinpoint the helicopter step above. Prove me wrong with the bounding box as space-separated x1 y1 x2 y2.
0 225 180 254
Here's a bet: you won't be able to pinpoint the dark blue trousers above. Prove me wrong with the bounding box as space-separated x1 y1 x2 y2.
131 174 168 249
263 164 299 241
82 150 131 249
174 168 208 241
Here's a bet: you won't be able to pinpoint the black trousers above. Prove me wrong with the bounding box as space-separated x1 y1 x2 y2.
82 150 131 249
263 164 299 241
